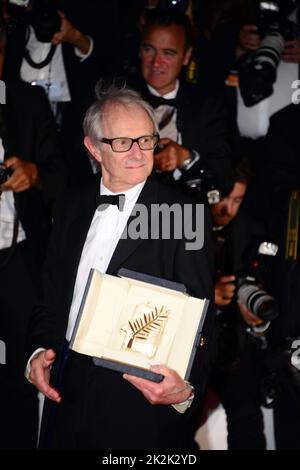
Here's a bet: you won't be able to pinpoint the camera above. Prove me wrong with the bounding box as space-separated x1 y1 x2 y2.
6 0 60 43
30 0 60 43
0 163 13 185
5 0 31 33
182 168 221 204
239 0 300 106
236 241 279 323
259 336 300 407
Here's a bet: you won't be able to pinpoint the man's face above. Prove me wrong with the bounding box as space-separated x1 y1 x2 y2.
85 103 154 192
140 24 192 96
211 182 247 227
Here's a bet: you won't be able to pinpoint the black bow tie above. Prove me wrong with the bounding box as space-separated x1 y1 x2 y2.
95 194 125 211
147 94 177 109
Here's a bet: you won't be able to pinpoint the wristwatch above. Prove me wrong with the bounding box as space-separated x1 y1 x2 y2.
181 150 193 170
181 152 193 170
181 149 199 171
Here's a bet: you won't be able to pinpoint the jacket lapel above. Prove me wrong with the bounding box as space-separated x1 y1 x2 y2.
63 180 100 307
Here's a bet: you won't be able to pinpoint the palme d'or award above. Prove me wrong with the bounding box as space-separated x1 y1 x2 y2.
70 269 209 382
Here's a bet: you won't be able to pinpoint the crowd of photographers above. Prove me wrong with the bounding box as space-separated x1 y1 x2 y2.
0 0 300 450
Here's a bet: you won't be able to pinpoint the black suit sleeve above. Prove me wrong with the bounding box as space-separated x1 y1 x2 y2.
181 90 234 198
32 86 68 202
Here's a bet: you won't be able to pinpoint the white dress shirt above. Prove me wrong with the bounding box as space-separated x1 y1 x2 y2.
20 26 94 102
66 179 145 341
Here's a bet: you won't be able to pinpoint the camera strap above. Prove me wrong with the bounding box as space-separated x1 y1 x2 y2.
285 190 300 262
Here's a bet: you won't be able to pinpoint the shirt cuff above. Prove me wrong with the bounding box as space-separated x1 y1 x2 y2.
74 35 94 61
171 382 195 414
24 348 46 382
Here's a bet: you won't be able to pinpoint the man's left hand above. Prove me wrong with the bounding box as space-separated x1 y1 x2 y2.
0 156 40 192
123 365 193 405
154 138 190 172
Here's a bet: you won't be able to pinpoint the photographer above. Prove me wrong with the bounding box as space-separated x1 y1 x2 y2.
0 11 67 448
226 0 300 223
2 0 100 183
126 7 234 201
209 159 273 449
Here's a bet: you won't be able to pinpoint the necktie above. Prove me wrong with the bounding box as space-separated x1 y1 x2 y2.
95 194 125 211
147 94 177 109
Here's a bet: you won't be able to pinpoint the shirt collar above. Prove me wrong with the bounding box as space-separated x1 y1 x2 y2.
100 179 146 206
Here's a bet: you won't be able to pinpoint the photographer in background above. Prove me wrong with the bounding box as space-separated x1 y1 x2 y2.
226 0 300 224
208 159 273 449
2 0 100 183
0 11 67 448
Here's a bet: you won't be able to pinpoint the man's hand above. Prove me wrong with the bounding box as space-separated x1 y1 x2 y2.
154 138 190 172
123 365 193 405
282 39 300 63
237 300 263 327
215 275 236 306
52 11 91 55
0 156 40 192
29 349 62 403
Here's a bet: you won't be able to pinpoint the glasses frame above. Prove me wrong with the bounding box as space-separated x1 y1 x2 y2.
98 134 160 153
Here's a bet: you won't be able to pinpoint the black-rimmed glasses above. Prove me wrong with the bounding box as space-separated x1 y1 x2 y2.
98 134 159 152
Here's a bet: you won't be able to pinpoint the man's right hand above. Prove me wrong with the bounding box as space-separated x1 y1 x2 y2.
215 275 236 306
29 349 62 403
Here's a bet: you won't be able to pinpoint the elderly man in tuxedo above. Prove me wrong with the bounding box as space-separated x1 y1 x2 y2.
27 81 214 450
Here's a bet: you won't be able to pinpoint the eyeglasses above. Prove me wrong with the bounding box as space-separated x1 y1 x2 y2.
98 134 159 152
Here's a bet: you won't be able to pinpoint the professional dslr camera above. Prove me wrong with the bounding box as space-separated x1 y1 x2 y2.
236 241 279 324
182 167 221 204
6 0 60 42
239 0 300 106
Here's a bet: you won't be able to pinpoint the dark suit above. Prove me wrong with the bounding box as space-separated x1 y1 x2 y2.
30 173 214 449
127 75 234 199
0 80 67 449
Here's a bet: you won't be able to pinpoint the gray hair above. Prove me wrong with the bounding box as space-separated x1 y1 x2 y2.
83 80 159 146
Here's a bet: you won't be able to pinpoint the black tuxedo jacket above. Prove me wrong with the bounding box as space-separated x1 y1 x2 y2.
30 173 215 448
127 74 234 198
1 80 67 276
